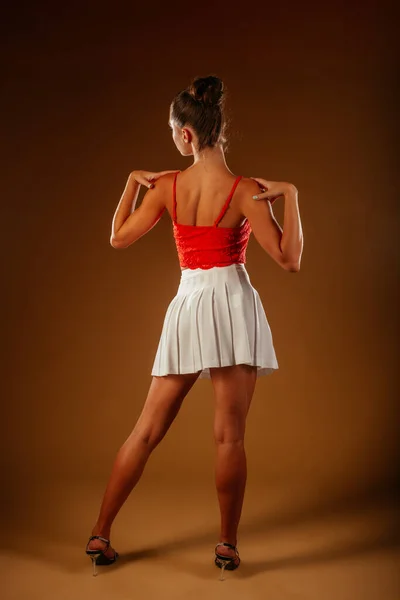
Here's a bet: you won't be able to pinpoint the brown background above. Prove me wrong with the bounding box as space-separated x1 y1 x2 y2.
2 1 399 598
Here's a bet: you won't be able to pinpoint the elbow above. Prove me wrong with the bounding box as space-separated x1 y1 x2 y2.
287 263 300 273
282 258 301 272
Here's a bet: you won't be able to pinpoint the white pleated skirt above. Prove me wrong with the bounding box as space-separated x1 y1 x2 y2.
151 263 279 379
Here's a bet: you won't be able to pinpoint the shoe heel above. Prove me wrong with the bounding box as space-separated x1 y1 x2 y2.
217 558 230 581
89 554 98 577
86 534 118 576
214 541 240 580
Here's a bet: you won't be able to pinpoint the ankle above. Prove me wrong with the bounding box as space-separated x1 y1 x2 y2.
218 538 237 547
91 524 111 539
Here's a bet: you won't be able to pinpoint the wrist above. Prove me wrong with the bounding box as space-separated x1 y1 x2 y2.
129 171 140 184
283 183 298 197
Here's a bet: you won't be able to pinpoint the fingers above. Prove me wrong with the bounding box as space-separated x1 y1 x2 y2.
138 169 181 189
252 191 281 203
131 171 154 188
251 186 268 200
250 177 268 198
146 169 181 190
155 170 181 177
150 170 180 186
250 176 269 187
250 177 282 203
252 192 269 201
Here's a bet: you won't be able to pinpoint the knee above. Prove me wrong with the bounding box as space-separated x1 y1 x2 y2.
214 411 246 445
131 426 164 451
214 428 245 446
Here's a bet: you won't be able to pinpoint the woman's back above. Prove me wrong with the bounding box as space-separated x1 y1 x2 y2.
169 168 250 229
168 169 254 271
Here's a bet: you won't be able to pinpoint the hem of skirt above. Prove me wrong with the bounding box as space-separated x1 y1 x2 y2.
199 363 279 379
151 363 279 378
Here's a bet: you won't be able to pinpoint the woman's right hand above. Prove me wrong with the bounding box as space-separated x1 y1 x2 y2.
130 169 180 189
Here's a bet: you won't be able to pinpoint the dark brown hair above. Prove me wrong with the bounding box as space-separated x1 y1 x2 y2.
170 75 229 152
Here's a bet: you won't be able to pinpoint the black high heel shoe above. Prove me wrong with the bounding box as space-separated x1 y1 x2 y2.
214 542 240 580
85 535 119 576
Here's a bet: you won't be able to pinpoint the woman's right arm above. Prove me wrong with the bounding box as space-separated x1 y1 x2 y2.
240 177 303 272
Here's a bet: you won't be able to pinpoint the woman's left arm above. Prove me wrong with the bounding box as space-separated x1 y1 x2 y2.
279 185 303 269
251 177 303 270
110 170 178 249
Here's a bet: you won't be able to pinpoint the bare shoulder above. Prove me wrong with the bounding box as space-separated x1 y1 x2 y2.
154 171 178 189
145 171 178 202
237 176 266 208
141 171 178 216
238 176 264 195
239 176 262 190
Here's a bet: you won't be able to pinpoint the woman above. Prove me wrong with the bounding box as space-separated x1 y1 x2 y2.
85 75 303 579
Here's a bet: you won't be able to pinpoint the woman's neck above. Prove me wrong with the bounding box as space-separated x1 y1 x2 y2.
191 143 230 174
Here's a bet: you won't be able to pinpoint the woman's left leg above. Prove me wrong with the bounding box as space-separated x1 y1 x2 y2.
87 371 200 556
210 364 258 564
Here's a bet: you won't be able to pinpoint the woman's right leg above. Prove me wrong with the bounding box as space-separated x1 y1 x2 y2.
87 371 200 557
210 364 257 563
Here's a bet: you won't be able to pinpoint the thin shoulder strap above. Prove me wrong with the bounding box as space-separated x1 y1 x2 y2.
214 175 243 227
172 171 179 223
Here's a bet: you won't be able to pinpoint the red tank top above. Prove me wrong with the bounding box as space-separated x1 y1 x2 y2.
172 171 251 270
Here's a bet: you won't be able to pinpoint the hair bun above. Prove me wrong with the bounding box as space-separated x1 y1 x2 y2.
188 75 224 107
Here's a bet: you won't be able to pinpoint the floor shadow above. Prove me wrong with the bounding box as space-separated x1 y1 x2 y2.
5 484 399 577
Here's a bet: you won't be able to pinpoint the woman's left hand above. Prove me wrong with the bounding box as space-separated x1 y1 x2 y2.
130 169 180 189
250 177 297 203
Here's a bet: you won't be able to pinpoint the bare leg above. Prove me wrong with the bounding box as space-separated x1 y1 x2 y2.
87 371 200 557
210 364 257 563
